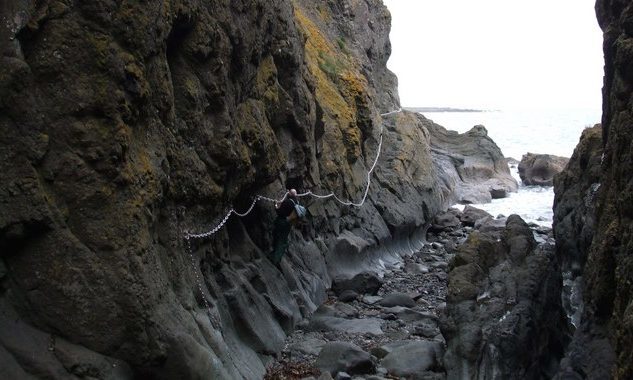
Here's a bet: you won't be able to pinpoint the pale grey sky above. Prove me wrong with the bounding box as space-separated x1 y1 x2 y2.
382 0 604 110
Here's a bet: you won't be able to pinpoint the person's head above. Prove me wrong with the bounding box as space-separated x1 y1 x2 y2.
288 188 298 198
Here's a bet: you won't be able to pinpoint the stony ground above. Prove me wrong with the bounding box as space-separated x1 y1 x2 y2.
265 225 472 380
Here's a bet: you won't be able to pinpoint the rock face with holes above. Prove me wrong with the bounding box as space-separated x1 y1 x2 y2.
0 0 524 378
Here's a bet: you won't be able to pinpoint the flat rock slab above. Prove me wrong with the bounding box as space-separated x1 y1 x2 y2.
316 342 375 376
308 316 383 336
381 341 444 377
288 338 327 356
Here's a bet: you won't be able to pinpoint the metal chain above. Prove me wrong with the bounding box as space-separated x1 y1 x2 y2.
184 108 401 240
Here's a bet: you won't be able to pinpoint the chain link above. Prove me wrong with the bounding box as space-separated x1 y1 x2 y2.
184 108 400 240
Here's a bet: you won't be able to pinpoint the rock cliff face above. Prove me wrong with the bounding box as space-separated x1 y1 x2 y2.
0 0 520 378
441 215 568 380
0 1 450 378
550 1 633 378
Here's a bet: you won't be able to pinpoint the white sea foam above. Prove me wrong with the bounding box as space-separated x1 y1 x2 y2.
427 108 601 226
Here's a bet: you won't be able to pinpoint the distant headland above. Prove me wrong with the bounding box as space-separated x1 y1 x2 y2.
404 106 486 113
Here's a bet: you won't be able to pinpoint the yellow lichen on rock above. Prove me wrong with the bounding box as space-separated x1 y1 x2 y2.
293 0 374 184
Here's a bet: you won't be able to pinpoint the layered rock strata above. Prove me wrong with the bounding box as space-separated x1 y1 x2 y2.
424 121 518 205
0 1 513 378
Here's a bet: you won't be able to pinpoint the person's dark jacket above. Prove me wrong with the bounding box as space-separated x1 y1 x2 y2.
276 197 297 218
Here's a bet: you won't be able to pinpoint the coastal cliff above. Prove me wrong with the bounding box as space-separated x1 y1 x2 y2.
551 1 633 378
0 1 515 378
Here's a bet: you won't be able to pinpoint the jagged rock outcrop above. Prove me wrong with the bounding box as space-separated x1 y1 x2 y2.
519 153 569 186
425 121 518 205
553 125 603 276
552 1 633 378
441 215 568 379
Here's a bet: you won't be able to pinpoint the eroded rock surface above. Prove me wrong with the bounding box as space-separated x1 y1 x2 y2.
551 1 633 377
519 153 570 186
425 122 518 204
441 215 568 380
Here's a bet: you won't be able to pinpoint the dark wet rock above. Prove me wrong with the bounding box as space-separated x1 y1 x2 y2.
338 290 359 303
380 341 444 378
553 124 602 276
459 205 493 227
425 123 518 204
519 153 569 186
378 293 416 308
333 272 383 296
316 342 375 376
551 124 615 379
429 209 462 232
554 1 633 376
474 216 507 235
489 185 507 199
441 215 569 379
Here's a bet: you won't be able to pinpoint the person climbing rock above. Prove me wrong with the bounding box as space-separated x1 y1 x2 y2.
269 189 299 267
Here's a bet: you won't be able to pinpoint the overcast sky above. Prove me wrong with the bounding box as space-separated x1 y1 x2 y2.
382 0 604 110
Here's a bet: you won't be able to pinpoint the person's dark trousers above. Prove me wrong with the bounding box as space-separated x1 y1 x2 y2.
270 217 291 266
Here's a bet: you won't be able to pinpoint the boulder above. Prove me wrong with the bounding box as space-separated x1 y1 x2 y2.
425 122 518 205
338 290 359 303
332 272 383 296
380 341 444 378
429 208 462 232
316 342 375 376
518 153 569 186
460 205 492 227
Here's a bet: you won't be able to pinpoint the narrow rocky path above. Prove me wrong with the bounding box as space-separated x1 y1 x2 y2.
266 224 471 380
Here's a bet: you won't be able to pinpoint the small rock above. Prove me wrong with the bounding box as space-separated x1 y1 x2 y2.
361 295 383 305
404 262 429 274
316 342 375 376
334 372 352 380
378 293 416 308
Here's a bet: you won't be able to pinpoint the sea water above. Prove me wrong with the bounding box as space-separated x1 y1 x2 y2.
423 108 602 226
